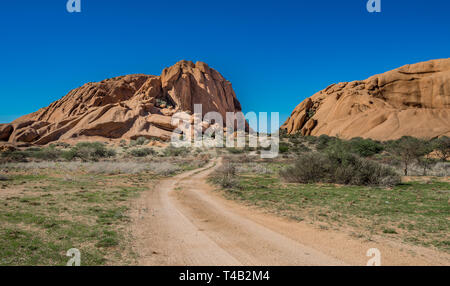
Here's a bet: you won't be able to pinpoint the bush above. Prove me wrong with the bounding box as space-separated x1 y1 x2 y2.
64 142 116 161
1 150 29 162
243 145 256 152
279 143 290 154
1 146 63 162
29 146 62 160
279 129 289 139
348 138 384 157
281 151 400 187
304 136 318 144
433 136 450 161
227 148 245 154
212 162 240 189
50 142 71 148
163 145 190 157
341 157 400 186
316 135 336 150
280 153 330 184
387 136 428 176
129 137 149 147
129 148 155 157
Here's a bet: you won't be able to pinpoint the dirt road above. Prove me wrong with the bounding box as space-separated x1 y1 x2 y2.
131 159 449 266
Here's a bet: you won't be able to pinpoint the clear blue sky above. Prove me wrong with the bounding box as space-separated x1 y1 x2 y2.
0 0 449 124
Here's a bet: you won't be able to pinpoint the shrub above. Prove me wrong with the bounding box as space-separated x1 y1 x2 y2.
155 98 168 108
307 109 316 120
387 137 428 175
348 138 384 157
227 148 245 154
279 129 289 139
219 162 236 176
383 228 398 234
50 142 71 148
225 154 252 163
291 143 311 153
163 146 190 157
0 147 63 162
343 158 400 186
235 163 273 175
432 162 450 177
304 136 318 144
64 142 116 161
416 149 438 176
434 136 450 161
279 143 290 154
81 161 180 175
26 147 42 152
280 153 330 184
281 151 400 187
243 145 256 152
129 148 155 157
148 162 181 176
316 135 336 150
29 146 62 160
212 162 240 189
129 137 149 147
1 150 29 162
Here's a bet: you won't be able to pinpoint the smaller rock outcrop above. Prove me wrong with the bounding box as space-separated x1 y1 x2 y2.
281 58 450 140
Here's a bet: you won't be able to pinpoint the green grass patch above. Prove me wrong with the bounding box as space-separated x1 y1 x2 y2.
0 168 155 265
211 161 450 252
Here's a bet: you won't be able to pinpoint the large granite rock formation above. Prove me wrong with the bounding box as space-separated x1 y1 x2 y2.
281 59 450 140
0 60 243 145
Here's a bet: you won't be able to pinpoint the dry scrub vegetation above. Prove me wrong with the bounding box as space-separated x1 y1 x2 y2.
210 134 450 253
0 140 211 265
0 134 449 264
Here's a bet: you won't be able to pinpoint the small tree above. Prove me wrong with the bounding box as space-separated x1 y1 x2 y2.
416 140 436 176
434 136 450 162
388 137 427 176
349 137 384 157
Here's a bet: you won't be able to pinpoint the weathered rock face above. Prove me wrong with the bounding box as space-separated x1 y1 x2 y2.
0 60 243 145
281 59 450 140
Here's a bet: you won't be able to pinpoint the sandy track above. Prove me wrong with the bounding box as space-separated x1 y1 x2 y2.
131 160 344 265
131 159 449 266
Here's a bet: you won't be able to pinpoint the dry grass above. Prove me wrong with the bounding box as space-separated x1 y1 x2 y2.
407 162 450 177
0 168 155 265
0 161 182 176
235 162 273 175
211 160 450 252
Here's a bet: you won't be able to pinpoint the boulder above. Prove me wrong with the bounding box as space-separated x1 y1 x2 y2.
0 124 13 141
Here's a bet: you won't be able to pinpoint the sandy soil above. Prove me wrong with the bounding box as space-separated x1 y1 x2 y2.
130 159 450 266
